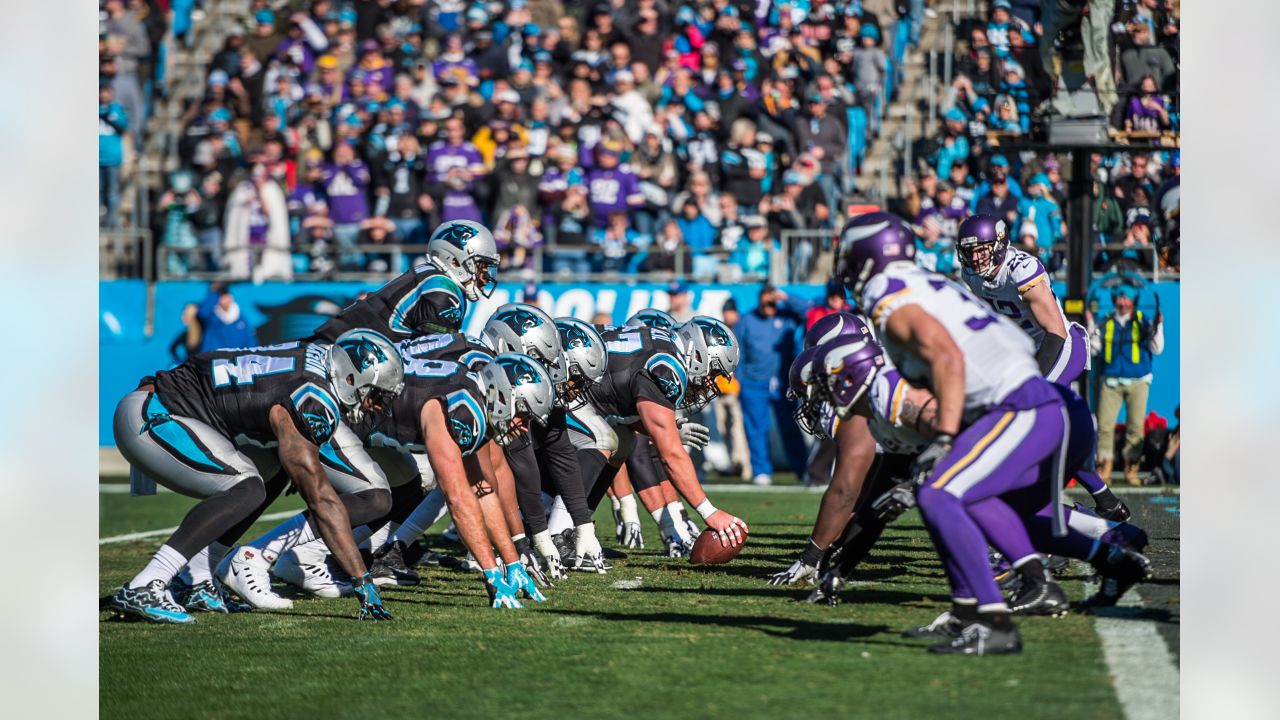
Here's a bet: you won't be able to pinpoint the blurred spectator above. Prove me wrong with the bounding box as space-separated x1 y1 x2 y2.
805 280 848 328
1113 154 1157 212
1017 173 1065 266
975 169 1021 233
971 154 1023 208
593 211 640 273
851 25 887 139
1092 176 1126 245
588 143 645 230
734 284 810 486
1091 285 1164 485
426 115 486 223
159 171 202 277
103 0 150 147
1124 75 1171 133
1039 0 1118 115
99 81 129 229
323 142 372 268
197 283 258 351
668 282 694 323
913 213 957 275
374 134 431 243
731 215 774 279
796 90 848 214
191 171 227 272
632 129 679 236
224 161 291 282
718 297 751 480
1118 23 1176 93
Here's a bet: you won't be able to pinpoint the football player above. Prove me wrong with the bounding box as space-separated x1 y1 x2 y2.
568 317 749 550
310 219 500 342
276 351 553 608
836 211 1071 655
107 330 405 623
956 214 1129 521
480 304 609 574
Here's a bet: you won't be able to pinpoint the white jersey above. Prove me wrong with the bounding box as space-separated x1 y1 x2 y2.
862 263 1039 420
865 356 931 455
960 248 1065 348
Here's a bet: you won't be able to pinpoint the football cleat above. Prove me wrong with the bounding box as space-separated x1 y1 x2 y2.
663 535 691 558
902 610 968 639
219 546 293 609
459 551 483 573
370 541 421 586
1096 499 1132 523
274 547 353 598
552 529 575 563
1083 545 1153 607
568 551 611 573
171 578 228 614
1009 579 1070 617
107 580 196 624
442 523 461 544
804 572 844 607
928 620 1022 655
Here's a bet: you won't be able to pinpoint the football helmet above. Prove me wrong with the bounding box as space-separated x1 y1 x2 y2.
625 308 678 330
956 214 1010 280
674 316 740 410
813 335 885 417
482 303 570 403
328 329 405 424
803 312 873 349
835 211 916 298
787 345 838 438
554 317 608 407
479 353 555 445
427 219 501 301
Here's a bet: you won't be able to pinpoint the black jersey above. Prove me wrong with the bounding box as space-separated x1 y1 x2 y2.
311 261 468 342
358 344 488 457
585 325 687 419
397 332 493 371
151 341 341 447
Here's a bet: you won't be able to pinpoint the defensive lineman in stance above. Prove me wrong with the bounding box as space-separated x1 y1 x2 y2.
108 331 405 623
838 211 1070 654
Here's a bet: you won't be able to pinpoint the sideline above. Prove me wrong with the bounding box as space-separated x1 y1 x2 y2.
1087 579 1180 720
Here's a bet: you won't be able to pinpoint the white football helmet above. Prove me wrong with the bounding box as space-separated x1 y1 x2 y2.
427 220 501 302
674 316 740 410
328 329 405 424
479 353 555 445
482 303 570 403
554 317 608 407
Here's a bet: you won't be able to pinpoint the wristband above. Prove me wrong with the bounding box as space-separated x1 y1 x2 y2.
695 498 718 520
800 538 825 567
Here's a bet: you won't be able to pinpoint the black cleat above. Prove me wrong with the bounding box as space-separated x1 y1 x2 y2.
1045 555 1071 573
1009 579 1070 617
928 620 1022 655
370 541 421 586
902 610 968 639
552 529 575 564
805 572 845 607
600 546 628 560
1084 545 1153 607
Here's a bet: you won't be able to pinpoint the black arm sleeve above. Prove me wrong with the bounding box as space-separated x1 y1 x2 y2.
538 421 595 527
503 435 550 536
1035 332 1067 377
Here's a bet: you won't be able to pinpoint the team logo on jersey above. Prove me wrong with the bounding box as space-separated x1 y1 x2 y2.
449 418 475 450
434 222 479 249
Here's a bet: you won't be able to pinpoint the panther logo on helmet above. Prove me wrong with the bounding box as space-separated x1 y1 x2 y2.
495 308 545 333
435 222 479 248
337 336 389 370
696 318 734 348
502 356 543 386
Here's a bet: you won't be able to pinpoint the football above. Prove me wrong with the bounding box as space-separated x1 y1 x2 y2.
689 528 747 565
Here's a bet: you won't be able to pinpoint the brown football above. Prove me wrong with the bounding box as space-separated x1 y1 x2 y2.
689 528 747 565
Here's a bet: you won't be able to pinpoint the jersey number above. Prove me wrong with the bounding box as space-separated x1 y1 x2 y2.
211 355 296 388
404 357 459 378
992 299 1037 332
606 330 643 355
928 279 999 332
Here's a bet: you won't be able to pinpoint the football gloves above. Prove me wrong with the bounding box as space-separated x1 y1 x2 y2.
677 420 711 450
768 560 820 587
620 521 645 549
871 479 917 522
505 562 547 602
804 571 846 607
353 574 393 621
910 434 954 488
484 567 524 609
532 530 567 581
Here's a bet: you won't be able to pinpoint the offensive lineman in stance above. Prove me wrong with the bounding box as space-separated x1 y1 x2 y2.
108 331 405 622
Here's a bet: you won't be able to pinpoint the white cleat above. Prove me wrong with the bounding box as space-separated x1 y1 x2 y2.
218 546 293 610
460 551 483 573
274 547 353 598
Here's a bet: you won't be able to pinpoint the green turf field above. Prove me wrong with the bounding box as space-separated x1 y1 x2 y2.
100 482 1127 719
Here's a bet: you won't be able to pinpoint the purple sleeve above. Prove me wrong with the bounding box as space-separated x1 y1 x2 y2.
350 161 371 187
623 170 643 206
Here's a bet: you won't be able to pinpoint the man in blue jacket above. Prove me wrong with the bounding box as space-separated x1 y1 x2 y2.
732 284 810 485
197 283 259 352
1091 285 1164 485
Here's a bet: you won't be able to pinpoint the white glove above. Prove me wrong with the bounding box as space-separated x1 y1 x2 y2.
768 559 819 586
572 522 608 574
533 530 567 581
678 421 711 450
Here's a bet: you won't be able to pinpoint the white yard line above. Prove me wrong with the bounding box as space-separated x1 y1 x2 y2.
1088 581 1180 720
99 511 298 545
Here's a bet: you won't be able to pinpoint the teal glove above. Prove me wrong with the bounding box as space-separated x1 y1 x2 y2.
353 573 393 621
483 567 524 609
506 562 547 602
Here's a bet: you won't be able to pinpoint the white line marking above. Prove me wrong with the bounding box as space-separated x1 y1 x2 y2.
98 511 298 545
1087 580 1180 720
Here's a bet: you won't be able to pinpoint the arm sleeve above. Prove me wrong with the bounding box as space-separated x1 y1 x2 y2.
1035 332 1066 376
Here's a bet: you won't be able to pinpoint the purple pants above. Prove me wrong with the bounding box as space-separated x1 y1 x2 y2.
1045 322 1090 385
916 379 1066 607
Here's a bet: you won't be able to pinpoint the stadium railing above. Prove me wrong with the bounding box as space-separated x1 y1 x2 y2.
101 230 153 281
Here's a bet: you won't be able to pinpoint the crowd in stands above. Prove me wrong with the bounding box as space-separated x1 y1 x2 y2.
148 0 926 281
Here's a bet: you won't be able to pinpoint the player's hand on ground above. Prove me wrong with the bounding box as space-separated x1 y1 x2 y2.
705 509 749 548
871 480 917 521
677 421 711 450
768 559 819 586
506 562 547 602
804 572 845 607
620 521 645 549
910 434 954 487
484 568 525 609
520 549 551 586
353 574 393 621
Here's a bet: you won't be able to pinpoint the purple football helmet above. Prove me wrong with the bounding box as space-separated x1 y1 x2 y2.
835 212 916 298
803 312 873 349
787 346 838 439
956 214 1010 279
814 335 885 414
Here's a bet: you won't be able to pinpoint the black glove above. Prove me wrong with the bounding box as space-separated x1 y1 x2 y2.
871 479 917 521
910 434 954 488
